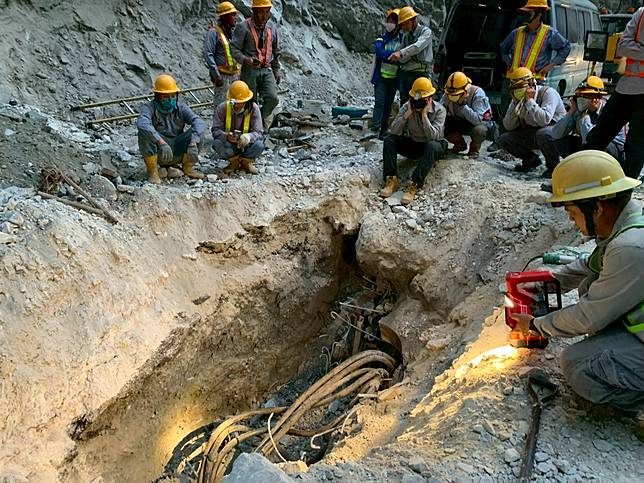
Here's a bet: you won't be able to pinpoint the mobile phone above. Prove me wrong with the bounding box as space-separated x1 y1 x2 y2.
233 130 241 137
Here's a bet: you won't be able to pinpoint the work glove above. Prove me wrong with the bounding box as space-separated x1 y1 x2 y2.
158 142 173 165
186 143 199 164
238 133 252 149
511 314 543 336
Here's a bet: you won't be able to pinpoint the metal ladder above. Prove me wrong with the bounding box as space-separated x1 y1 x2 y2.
72 85 217 127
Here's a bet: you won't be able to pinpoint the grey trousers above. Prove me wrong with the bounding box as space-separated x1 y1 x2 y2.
212 138 265 160
212 73 240 108
240 66 278 121
537 127 623 170
561 324 644 411
138 130 203 167
497 127 545 164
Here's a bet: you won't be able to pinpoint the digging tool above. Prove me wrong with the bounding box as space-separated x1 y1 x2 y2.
519 368 558 482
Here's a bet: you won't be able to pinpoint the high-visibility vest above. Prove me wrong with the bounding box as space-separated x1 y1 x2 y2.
213 26 239 75
247 19 273 68
624 11 644 78
587 210 644 342
510 25 551 79
225 101 252 134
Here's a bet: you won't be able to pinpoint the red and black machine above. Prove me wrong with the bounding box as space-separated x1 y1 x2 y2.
504 271 562 349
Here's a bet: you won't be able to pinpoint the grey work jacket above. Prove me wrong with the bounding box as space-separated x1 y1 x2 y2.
399 23 433 73
231 18 280 71
616 7 644 95
211 102 263 144
439 86 493 126
137 100 206 144
503 86 565 130
535 200 644 337
389 100 445 143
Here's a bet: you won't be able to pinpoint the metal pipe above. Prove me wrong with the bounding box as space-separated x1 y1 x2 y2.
87 101 215 126
72 85 213 110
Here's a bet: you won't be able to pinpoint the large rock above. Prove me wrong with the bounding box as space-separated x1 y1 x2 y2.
223 453 293 483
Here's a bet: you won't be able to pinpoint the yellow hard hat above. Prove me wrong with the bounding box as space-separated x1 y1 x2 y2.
227 80 253 103
444 71 471 95
409 77 436 99
218 1 238 16
519 0 550 11
548 150 641 205
386 8 400 18
576 76 608 96
252 0 272 8
509 66 534 85
153 74 180 94
397 6 418 24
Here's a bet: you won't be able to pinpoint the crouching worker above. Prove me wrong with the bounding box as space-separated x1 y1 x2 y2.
379 77 446 205
137 74 207 183
512 150 644 441
212 80 264 175
441 71 493 158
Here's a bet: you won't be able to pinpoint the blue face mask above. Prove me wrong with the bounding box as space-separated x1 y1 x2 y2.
156 97 177 113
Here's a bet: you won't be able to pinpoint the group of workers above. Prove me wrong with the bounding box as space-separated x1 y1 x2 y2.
137 0 278 183
134 0 644 443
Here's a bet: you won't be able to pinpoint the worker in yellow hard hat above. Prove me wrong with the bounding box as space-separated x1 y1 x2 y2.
231 0 281 127
440 71 494 157
511 150 644 442
136 74 207 184
379 77 446 205
584 7 644 180
211 80 265 175
539 76 626 179
387 6 434 106
496 67 566 173
203 2 241 106
371 8 403 139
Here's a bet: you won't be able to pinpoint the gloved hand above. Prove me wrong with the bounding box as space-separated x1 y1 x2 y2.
187 143 199 164
238 133 252 149
511 313 541 336
158 142 173 165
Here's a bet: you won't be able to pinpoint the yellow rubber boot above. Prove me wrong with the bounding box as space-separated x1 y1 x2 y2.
401 181 418 205
223 155 241 174
144 155 161 184
379 176 399 198
181 154 205 179
241 157 259 175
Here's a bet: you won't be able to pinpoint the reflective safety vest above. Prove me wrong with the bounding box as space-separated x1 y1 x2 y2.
247 19 272 68
214 26 240 75
624 11 644 78
587 210 644 342
379 36 402 79
510 24 551 79
225 101 252 134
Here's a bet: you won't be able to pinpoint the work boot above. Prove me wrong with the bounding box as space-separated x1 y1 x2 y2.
167 167 183 179
401 181 418 206
378 176 399 198
223 156 240 174
467 141 481 158
515 156 542 173
158 167 168 179
447 132 467 153
636 411 644 443
144 155 161 184
182 154 205 179
241 157 259 175
487 141 501 152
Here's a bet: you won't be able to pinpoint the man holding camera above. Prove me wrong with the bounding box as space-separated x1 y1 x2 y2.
379 77 446 206
212 80 265 175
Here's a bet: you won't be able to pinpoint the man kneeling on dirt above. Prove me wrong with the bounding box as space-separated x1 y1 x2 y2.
440 71 493 158
212 80 264 175
137 74 207 184
379 77 446 206
497 67 565 174
512 150 644 441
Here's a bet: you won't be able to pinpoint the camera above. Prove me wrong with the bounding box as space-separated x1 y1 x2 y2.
411 97 428 111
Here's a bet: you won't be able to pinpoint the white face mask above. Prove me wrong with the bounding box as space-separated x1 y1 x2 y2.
576 98 591 111
385 22 396 32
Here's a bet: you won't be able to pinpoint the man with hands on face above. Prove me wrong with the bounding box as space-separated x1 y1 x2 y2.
440 71 493 158
512 150 644 442
497 67 565 173
539 76 626 176
379 77 446 206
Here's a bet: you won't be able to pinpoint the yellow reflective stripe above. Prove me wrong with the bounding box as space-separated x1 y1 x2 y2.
215 26 238 74
525 25 550 73
243 110 251 133
625 322 644 333
511 27 527 72
225 102 252 134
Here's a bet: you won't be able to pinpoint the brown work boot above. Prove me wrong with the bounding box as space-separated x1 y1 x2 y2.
446 132 467 153
182 154 205 179
241 157 259 175
223 156 240 174
401 181 418 205
636 412 644 442
144 155 161 184
467 141 482 158
379 176 399 198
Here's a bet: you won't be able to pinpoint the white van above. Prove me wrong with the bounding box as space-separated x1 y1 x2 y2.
434 0 602 116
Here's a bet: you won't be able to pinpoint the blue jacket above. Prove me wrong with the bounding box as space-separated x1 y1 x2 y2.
371 30 403 85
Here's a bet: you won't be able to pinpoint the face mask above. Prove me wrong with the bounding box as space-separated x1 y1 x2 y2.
385 22 396 32
576 98 591 111
448 94 462 103
513 87 527 101
157 98 177 113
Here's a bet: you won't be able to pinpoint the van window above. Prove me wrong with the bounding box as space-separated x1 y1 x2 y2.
555 6 567 38
582 11 591 35
591 13 602 30
567 9 580 42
